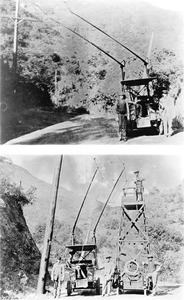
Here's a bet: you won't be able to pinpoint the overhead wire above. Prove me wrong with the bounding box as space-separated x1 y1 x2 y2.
109 161 127 204
64 0 80 30
64 0 148 66
33 2 124 66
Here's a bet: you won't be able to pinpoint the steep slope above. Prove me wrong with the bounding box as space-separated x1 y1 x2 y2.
0 162 100 233
0 194 41 292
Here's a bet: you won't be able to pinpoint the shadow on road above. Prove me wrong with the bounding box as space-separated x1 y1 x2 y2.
156 284 182 296
128 127 159 138
15 116 161 145
17 117 118 144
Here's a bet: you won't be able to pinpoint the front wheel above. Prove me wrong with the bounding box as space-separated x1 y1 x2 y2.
67 280 72 296
144 289 147 296
116 287 120 295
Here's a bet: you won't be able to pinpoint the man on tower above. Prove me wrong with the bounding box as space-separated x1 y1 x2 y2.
134 171 144 201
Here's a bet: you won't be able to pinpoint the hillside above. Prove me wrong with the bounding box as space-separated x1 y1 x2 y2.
0 193 41 294
1 0 183 142
0 161 101 233
1 160 184 284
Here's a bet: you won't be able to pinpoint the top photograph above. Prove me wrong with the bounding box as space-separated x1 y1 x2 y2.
1 0 183 145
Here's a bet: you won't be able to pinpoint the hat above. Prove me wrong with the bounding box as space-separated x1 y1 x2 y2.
106 256 111 259
148 253 154 258
120 94 126 99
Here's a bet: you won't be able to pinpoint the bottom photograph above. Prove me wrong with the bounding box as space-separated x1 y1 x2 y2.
0 155 184 299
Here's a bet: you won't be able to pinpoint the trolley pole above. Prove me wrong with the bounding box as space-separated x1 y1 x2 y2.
37 156 63 294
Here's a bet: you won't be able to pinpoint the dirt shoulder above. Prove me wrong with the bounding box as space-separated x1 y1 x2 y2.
1 107 87 144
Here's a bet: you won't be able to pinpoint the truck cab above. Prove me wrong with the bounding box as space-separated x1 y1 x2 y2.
65 244 101 296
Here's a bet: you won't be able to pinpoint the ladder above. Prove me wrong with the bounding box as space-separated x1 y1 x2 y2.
117 171 150 267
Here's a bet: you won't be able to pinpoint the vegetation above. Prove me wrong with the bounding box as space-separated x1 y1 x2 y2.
1 0 184 142
0 158 183 297
0 175 40 297
31 182 184 283
0 176 36 207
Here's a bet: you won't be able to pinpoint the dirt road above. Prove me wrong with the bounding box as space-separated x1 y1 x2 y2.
17 284 184 300
5 115 184 145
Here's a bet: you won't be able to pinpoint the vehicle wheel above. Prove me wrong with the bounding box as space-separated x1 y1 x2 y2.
67 280 72 296
96 278 101 295
159 121 164 135
116 287 120 295
144 289 147 296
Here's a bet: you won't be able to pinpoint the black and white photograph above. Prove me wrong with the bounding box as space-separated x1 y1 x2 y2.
0 0 184 299
0 154 184 299
1 0 184 144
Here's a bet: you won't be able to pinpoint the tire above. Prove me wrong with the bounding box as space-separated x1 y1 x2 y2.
67 280 72 296
159 121 164 135
95 278 101 295
124 260 139 276
116 287 120 295
148 277 153 291
144 289 147 296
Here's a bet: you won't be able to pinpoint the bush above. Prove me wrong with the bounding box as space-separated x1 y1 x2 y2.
172 115 184 133
0 177 36 207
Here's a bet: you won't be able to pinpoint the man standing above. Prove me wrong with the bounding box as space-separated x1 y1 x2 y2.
51 257 65 298
116 94 128 141
143 254 161 296
102 256 114 296
159 92 175 137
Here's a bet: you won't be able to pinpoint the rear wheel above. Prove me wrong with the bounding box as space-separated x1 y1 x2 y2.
95 278 101 295
67 281 72 296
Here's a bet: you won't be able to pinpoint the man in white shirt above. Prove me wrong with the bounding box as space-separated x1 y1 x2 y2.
51 257 65 298
102 256 114 296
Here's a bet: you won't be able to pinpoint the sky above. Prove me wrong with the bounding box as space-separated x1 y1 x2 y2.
24 0 184 22
143 0 184 11
35 0 184 12
8 155 184 206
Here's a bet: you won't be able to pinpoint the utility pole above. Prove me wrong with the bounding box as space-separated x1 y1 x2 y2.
37 156 63 294
12 0 20 73
1 0 38 75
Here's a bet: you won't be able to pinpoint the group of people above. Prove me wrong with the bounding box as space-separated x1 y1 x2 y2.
102 254 161 296
51 253 161 297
